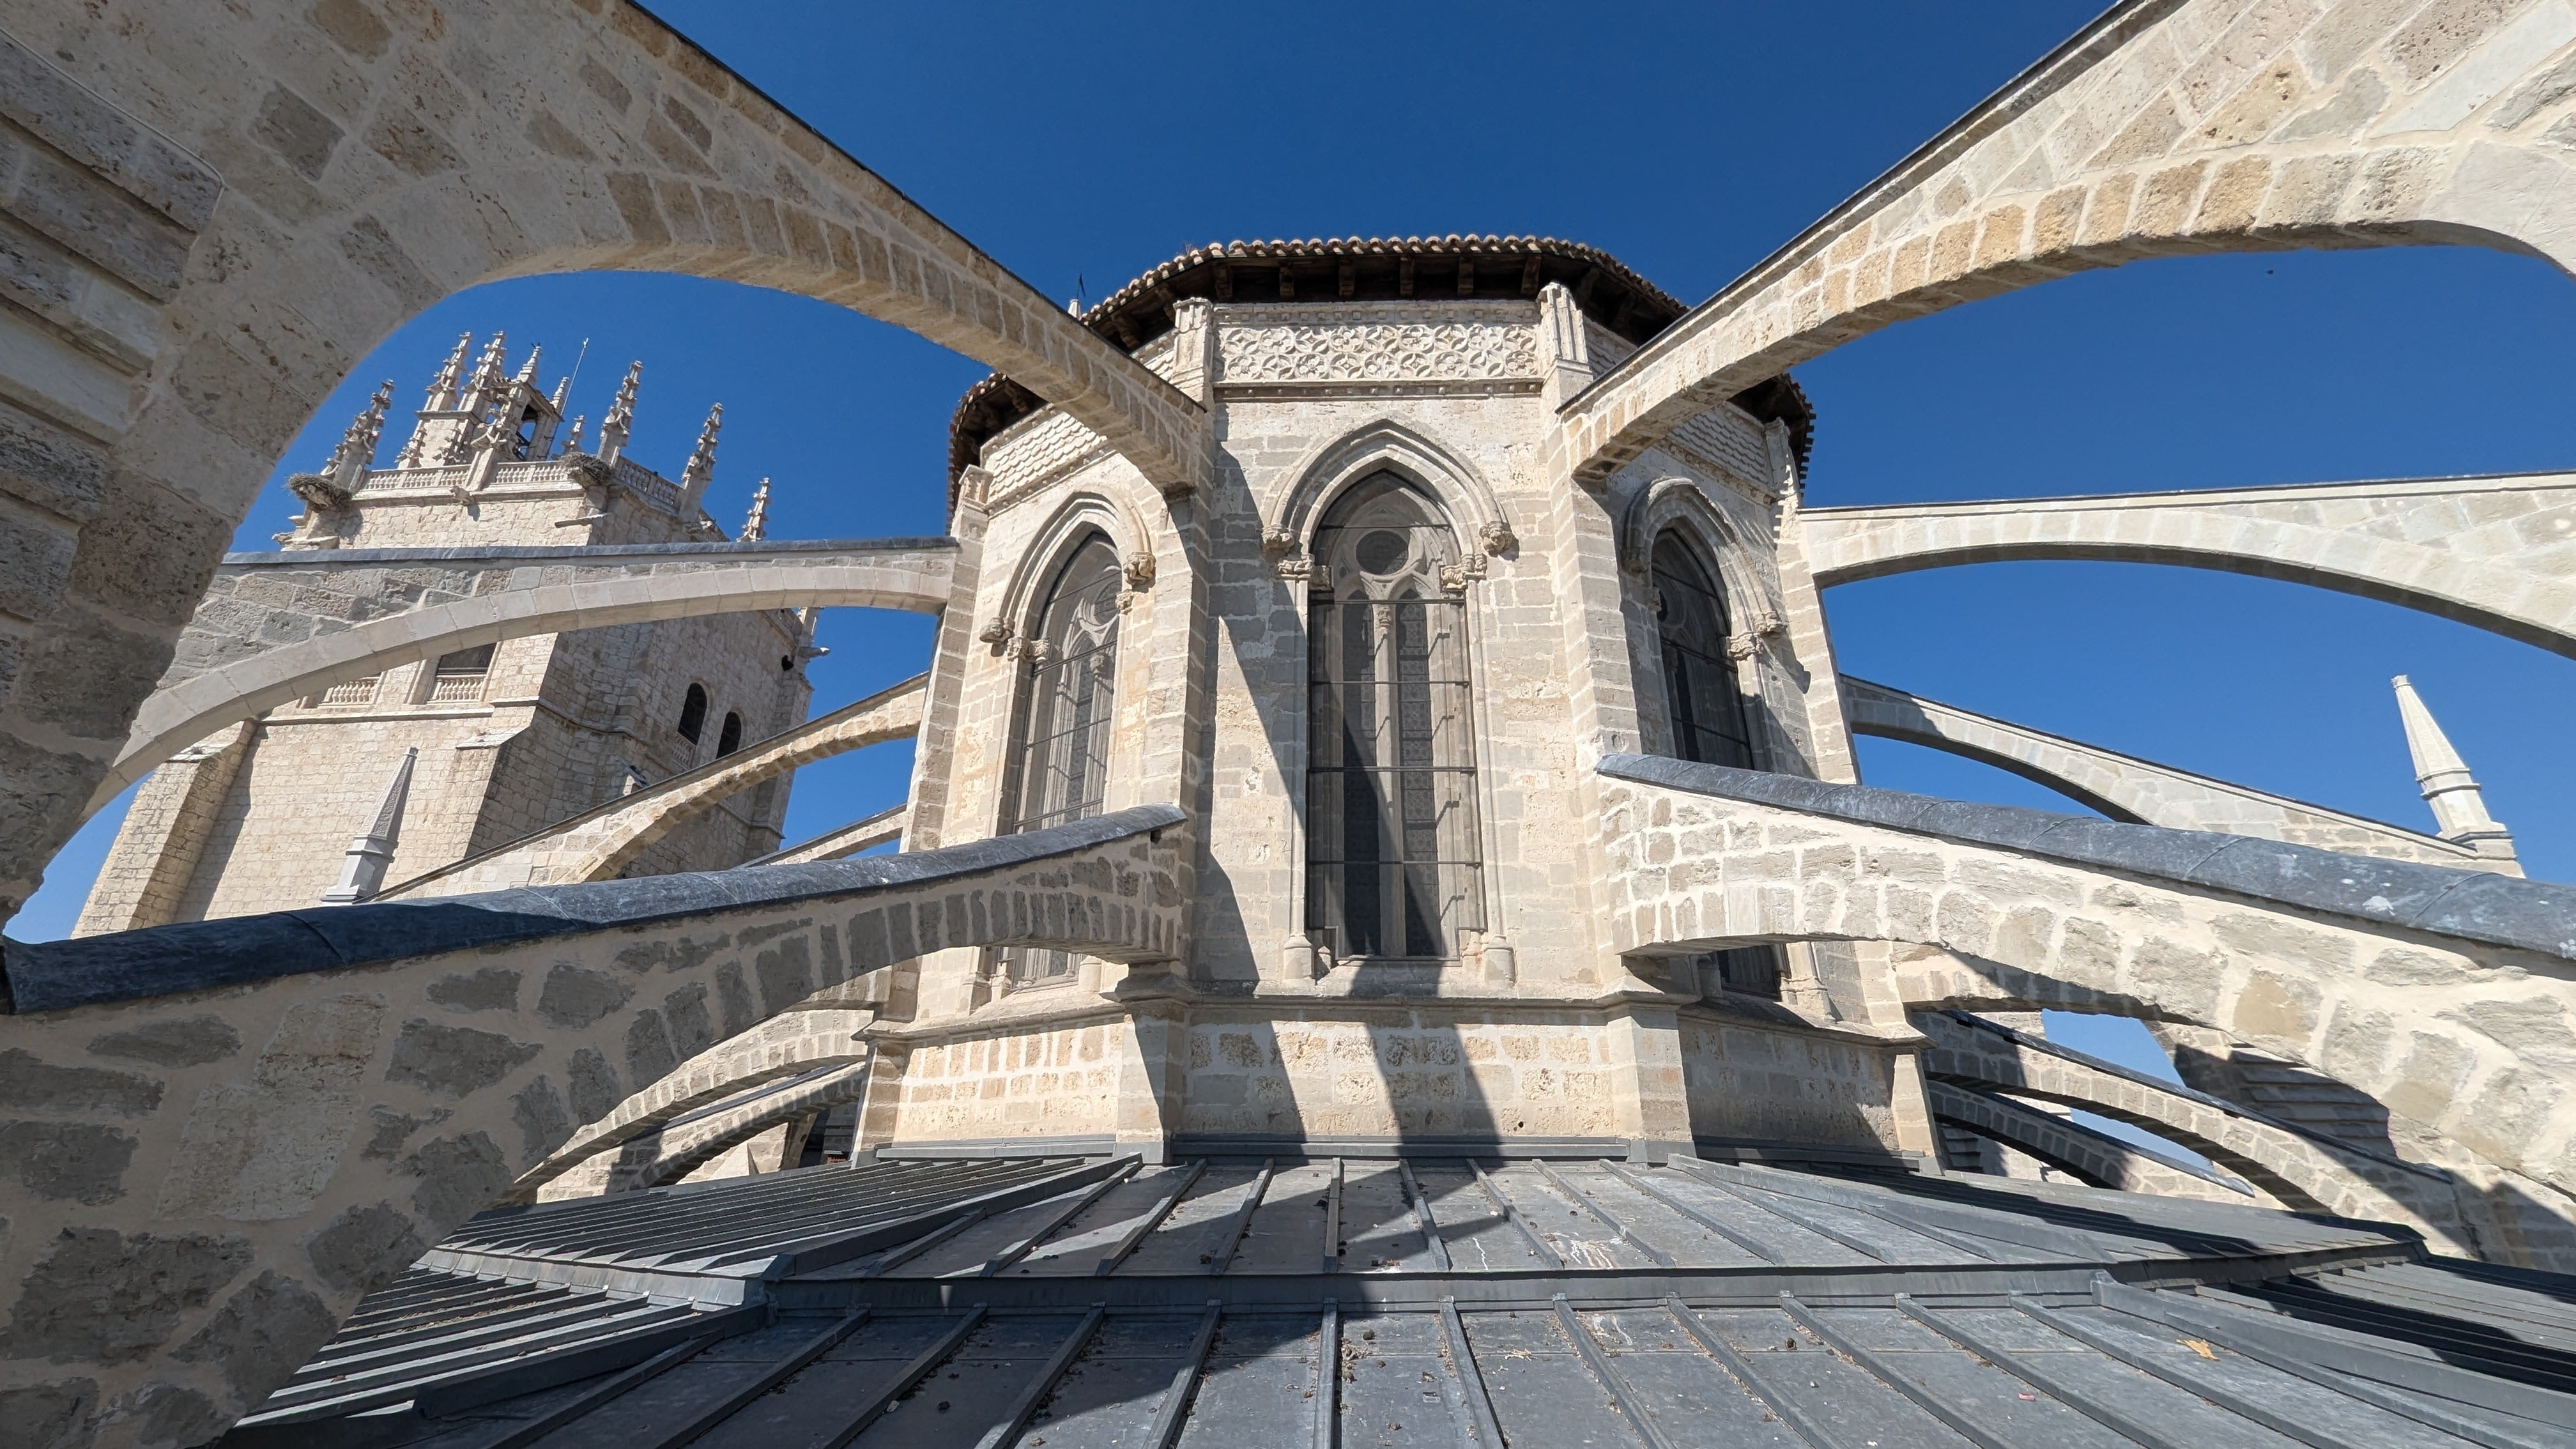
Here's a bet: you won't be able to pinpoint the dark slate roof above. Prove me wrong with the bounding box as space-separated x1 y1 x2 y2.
943 234 1817 494
1599 753 2576 965
220 1153 2576 1448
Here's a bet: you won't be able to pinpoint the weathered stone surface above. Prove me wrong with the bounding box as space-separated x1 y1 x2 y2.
84 1018 239 1069
0 1121 136 1204
0 0 1207 926
383 1022 543 1098
1556 0 2576 487
0 1049 160 1117
0 1229 250 1365
107 540 951 806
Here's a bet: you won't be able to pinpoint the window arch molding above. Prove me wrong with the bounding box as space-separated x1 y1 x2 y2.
1619 479 1782 770
1267 419 1513 562
1616 476 1770 615
989 489 1156 647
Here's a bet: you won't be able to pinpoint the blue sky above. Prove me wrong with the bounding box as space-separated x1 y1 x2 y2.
22 3 2576 1138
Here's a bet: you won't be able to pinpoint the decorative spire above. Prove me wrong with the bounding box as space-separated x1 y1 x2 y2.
599 360 641 463
424 332 471 409
549 374 571 411
678 401 722 512
514 344 542 385
564 415 585 454
326 380 394 483
2393 675 2517 861
318 747 418 904
470 332 508 389
742 477 772 541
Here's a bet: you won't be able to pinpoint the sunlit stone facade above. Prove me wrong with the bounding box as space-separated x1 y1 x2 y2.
861 240 1931 1162
76 335 815 931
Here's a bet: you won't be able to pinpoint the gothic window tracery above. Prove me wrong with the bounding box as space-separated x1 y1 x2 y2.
1305 473 1484 965
993 532 1124 986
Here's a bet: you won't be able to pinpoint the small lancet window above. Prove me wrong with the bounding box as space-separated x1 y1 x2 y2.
1650 526 1784 998
717 711 744 757
677 683 709 744
1305 473 1484 964
992 533 1124 986
1650 530 1758 769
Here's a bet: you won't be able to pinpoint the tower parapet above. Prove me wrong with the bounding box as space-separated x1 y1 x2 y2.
291 334 726 549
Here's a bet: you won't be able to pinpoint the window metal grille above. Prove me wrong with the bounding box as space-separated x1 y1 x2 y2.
992 533 1124 987
1305 475 1483 964
1652 528 1785 999
1650 530 1757 769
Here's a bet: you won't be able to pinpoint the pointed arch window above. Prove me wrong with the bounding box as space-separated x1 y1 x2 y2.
1650 530 1758 769
1305 473 1483 964
677 683 710 744
1650 526 1782 998
993 532 1124 986
717 711 744 756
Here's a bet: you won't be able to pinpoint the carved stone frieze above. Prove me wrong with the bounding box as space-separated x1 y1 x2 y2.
1217 303 1539 393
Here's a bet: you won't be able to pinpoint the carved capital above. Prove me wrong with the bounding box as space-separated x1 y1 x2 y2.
1724 633 1763 662
1275 554 1314 583
1478 518 1517 556
1752 610 1788 637
1261 527 1298 557
1439 555 1487 595
1122 551 1156 592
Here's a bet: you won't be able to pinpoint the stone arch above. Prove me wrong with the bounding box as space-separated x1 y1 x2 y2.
1840 675 2494 868
381 673 928 898
1558 0 2576 486
104 553 947 809
602 1059 873 1193
510 1009 876 1202
1926 1081 2257 1203
1802 471 2576 662
992 489 1158 645
1915 1009 2480 1252
1269 418 1509 558
0 804 1181 1434
1598 758 2576 1220
1620 479 1788 765
0 2 1206 917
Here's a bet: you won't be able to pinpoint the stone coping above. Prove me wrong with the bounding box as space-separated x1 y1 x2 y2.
218 536 958 566
380 672 930 896
1930 1009 2444 1179
1598 755 2576 965
1798 465 2576 518
1 804 1183 1015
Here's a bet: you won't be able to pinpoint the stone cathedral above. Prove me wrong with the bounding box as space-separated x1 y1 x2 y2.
79 336 816 934
10 2 2576 1445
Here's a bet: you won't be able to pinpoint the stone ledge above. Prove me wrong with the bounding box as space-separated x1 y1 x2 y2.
1598 754 2576 965
216 536 959 567
2 804 1183 1015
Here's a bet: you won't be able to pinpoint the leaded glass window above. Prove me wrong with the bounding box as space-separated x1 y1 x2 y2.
1305 474 1484 964
993 533 1123 986
1651 526 1784 998
1651 530 1757 769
